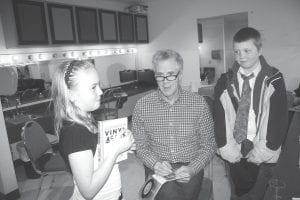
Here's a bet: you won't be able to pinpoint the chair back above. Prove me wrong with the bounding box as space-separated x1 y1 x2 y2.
111 87 128 109
115 95 128 109
21 120 52 163
21 89 37 102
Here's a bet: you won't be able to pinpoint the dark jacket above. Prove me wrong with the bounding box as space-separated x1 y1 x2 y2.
214 56 288 163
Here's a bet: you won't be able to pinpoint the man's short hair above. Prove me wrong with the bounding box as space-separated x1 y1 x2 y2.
152 49 183 71
233 27 262 50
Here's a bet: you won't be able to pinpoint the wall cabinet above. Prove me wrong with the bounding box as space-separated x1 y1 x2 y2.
47 3 76 44
76 7 99 44
134 14 149 43
11 1 149 45
99 10 118 43
13 0 49 45
118 12 135 43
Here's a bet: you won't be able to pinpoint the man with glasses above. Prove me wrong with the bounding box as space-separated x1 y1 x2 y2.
214 27 288 199
132 49 216 200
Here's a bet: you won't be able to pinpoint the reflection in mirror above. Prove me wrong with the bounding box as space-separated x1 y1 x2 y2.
1 53 142 163
16 63 51 101
1 63 53 120
0 60 71 121
1 53 139 114
17 65 30 79
94 54 137 88
1 65 50 123
197 12 248 85
1 53 138 101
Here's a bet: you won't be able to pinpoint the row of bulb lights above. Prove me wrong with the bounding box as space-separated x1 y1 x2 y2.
0 47 137 67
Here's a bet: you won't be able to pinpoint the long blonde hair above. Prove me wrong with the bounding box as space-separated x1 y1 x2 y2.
51 60 97 134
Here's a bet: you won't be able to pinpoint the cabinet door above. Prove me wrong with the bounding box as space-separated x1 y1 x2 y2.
75 7 99 43
118 12 134 43
13 0 49 45
134 15 149 43
47 3 76 44
98 10 118 43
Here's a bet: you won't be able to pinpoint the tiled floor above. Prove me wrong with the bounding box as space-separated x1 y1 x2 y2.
15 153 231 200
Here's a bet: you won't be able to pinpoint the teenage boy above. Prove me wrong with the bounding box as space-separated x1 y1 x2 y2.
214 27 288 199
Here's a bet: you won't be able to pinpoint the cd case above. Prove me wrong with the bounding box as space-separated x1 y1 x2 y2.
139 173 178 200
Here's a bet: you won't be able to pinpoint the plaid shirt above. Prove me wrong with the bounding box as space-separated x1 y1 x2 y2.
132 88 216 174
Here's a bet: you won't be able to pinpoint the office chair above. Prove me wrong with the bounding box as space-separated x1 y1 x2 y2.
21 120 66 199
20 88 37 103
198 85 214 98
93 88 128 121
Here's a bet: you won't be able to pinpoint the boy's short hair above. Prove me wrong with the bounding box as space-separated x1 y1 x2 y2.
233 27 262 50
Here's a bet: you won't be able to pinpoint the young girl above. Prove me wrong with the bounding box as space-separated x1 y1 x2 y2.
51 60 133 200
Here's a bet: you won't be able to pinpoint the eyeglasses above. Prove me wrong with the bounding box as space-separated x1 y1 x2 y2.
155 72 180 81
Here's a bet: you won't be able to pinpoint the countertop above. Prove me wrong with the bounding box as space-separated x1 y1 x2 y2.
2 81 157 111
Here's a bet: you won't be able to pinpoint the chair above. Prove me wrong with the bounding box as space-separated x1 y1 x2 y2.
198 85 215 99
20 88 37 103
21 120 66 198
93 88 128 121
